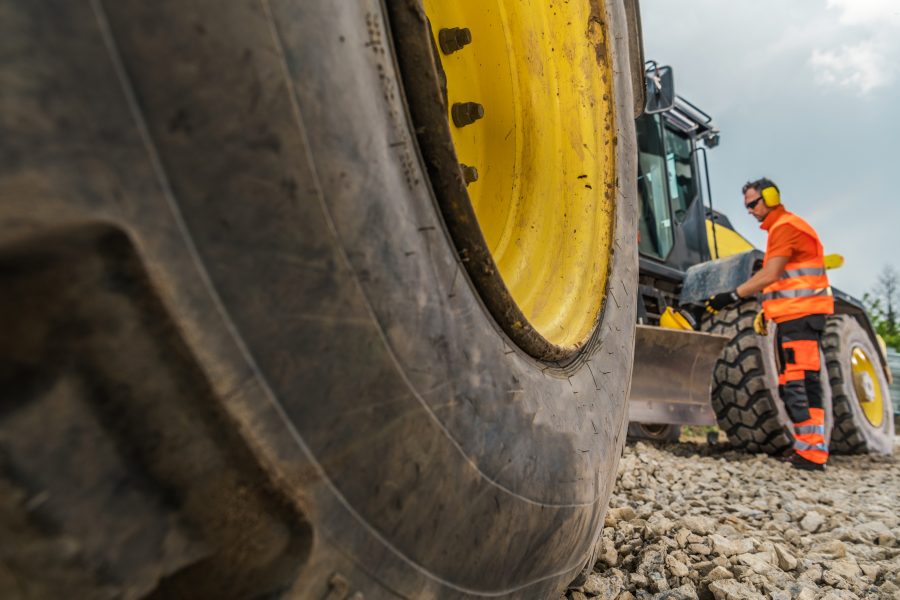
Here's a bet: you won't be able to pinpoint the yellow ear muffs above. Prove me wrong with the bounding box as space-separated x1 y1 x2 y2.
761 185 781 207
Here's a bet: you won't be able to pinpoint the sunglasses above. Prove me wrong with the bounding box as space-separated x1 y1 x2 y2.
745 197 763 210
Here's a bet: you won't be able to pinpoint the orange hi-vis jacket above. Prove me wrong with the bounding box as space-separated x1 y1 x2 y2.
761 209 834 323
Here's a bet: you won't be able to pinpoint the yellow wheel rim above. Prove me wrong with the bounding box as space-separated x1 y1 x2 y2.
422 0 617 351
850 345 884 427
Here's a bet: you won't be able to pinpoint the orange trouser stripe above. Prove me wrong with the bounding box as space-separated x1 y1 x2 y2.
778 339 820 385
793 407 828 464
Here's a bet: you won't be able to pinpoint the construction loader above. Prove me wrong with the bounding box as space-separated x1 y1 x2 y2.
0 1 891 598
627 71 895 455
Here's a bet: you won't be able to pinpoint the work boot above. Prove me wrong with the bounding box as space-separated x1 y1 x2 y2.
783 452 826 471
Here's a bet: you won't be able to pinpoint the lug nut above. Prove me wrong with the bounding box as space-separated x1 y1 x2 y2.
452 102 484 128
460 164 479 185
439 27 472 54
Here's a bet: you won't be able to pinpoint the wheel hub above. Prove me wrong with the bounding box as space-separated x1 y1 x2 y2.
850 346 884 427
417 0 618 357
859 372 875 402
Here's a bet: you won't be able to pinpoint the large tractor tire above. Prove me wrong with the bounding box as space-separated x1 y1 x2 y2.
626 423 681 443
823 315 895 454
702 301 832 455
0 1 640 598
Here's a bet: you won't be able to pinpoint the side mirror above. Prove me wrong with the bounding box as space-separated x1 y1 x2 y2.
644 64 675 114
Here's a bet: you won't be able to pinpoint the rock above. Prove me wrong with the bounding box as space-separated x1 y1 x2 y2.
798 563 823 584
665 555 690 578
648 571 669 593
774 544 798 571
568 592 588 600
687 543 711 556
598 538 618 567
680 516 717 536
859 563 879 580
783 529 800 544
821 569 846 589
583 572 623 599
675 528 691 548
813 539 847 558
707 579 765 600
800 511 826 533
651 583 699 600
829 558 861 580
879 581 899 594
820 591 862 600
734 552 774 574
649 515 675 536
605 506 637 526
796 588 818 600
708 534 753 557
853 521 896 546
704 566 732 581
877 531 897 547
619 593 636 600
630 573 649 588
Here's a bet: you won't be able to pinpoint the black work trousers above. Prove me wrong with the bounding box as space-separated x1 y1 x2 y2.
775 314 826 424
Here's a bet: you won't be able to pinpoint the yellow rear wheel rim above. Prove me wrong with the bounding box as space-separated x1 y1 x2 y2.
422 0 617 350
850 345 884 427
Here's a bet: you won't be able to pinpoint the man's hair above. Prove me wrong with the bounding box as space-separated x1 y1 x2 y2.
742 177 779 195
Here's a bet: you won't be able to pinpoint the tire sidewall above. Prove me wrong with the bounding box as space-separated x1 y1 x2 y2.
226 0 640 595
826 315 894 454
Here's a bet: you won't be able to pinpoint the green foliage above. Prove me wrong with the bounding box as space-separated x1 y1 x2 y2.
863 264 900 351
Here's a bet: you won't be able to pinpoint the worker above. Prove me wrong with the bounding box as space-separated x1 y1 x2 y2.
705 178 833 471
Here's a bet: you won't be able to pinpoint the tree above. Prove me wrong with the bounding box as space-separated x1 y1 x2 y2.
863 264 900 351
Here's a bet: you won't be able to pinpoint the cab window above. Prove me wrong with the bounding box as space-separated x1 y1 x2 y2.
663 127 697 222
636 114 674 259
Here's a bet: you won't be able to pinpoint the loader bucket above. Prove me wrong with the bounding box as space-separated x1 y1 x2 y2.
628 325 729 426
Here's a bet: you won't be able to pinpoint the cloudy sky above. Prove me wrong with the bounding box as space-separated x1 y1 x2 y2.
640 0 900 298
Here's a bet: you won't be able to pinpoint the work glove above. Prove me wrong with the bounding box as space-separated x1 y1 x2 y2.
705 290 740 313
753 310 768 336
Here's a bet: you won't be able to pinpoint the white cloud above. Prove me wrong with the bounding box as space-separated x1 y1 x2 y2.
809 1 900 95
825 0 900 25
810 40 891 94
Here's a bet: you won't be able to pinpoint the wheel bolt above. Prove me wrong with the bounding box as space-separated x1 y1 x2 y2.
452 102 484 127
439 27 472 54
460 164 478 185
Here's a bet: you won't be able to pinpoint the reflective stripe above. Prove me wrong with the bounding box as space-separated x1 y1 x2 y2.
793 441 828 452
781 267 827 279
762 287 832 301
761 210 834 321
794 424 826 435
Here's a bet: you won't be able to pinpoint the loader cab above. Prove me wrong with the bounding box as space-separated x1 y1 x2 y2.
635 72 732 323
637 97 717 273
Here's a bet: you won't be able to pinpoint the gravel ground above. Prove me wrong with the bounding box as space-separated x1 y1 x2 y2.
567 440 900 600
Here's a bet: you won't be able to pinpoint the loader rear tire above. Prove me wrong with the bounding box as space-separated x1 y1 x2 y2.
823 315 895 454
0 1 639 598
702 301 833 455
627 423 681 443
